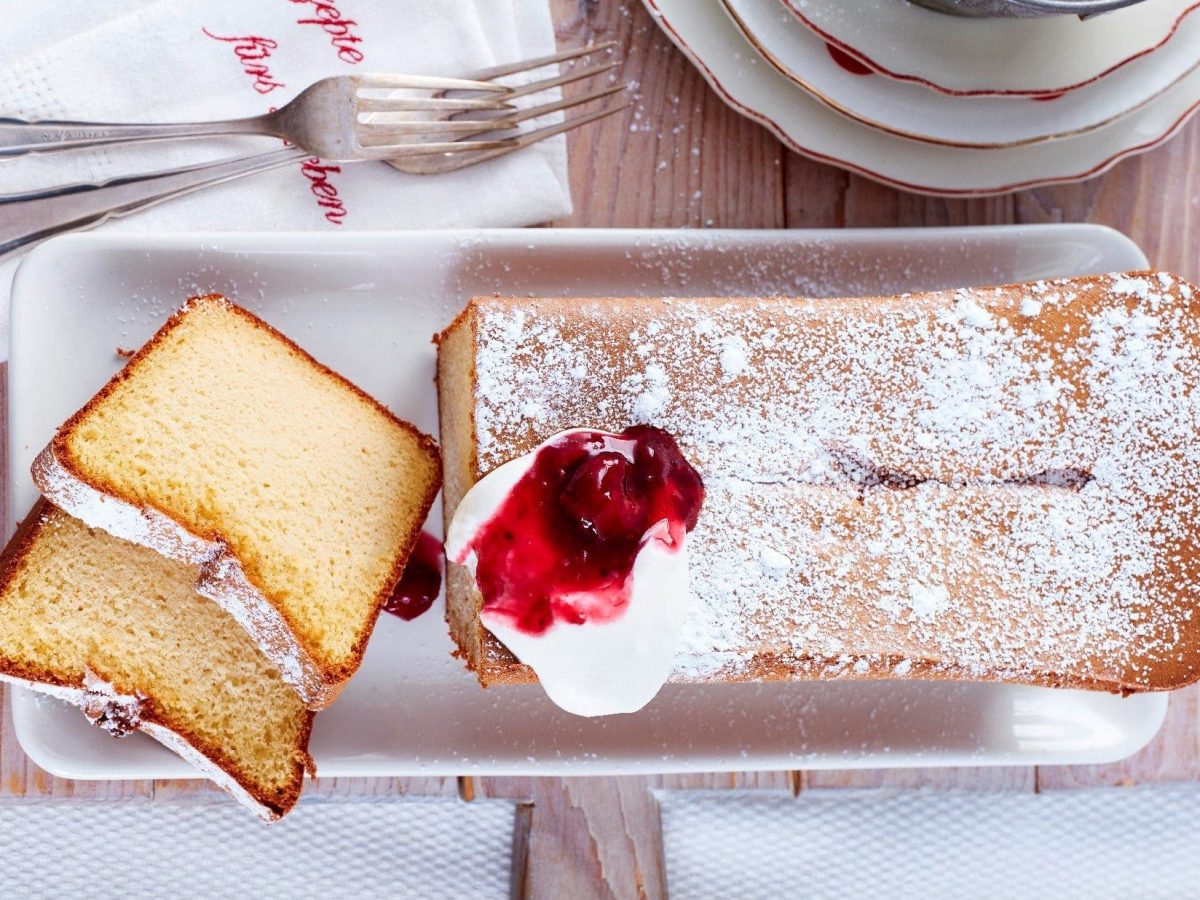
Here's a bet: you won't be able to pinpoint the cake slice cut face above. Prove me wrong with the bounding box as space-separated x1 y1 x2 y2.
0 503 313 820
34 295 442 708
437 273 1200 695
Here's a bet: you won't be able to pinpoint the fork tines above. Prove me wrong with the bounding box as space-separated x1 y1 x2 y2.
353 42 628 167
351 73 511 93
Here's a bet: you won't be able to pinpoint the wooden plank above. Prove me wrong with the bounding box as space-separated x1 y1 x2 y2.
479 775 668 900
804 766 1035 792
839 172 1017 229
780 118 1200 239
551 0 785 229
1081 119 1200 280
657 772 795 792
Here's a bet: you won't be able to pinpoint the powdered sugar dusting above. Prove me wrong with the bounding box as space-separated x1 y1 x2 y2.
35 446 323 706
719 335 749 380
906 582 950 623
34 446 214 565
464 273 1200 690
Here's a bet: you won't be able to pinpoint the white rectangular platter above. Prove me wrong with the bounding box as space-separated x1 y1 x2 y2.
7 225 1166 779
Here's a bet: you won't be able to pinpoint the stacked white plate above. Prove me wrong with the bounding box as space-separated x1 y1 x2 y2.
643 0 1200 194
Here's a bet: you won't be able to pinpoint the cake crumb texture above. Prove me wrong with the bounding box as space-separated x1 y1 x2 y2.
45 295 441 690
0 503 312 819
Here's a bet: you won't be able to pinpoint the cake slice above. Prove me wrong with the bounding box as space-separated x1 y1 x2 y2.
437 273 1200 695
34 295 442 708
0 502 313 820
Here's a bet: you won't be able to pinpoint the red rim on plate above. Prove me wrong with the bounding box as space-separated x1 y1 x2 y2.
720 0 1200 150
645 0 1200 196
781 0 1200 98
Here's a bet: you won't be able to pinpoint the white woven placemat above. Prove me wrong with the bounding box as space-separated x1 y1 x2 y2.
0 797 518 899
660 784 1200 900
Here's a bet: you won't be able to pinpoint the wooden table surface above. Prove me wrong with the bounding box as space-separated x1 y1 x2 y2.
3 2 1199 897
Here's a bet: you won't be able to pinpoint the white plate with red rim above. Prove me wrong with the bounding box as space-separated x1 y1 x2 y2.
723 0 1200 148
782 0 1200 98
645 0 1200 195
7 226 1166 781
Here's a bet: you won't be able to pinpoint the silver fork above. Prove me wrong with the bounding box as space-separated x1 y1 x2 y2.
0 45 628 262
0 43 620 161
389 46 627 175
0 73 518 161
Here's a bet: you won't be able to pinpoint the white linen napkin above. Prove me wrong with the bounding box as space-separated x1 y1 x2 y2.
0 0 571 354
661 785 1200 899
0 797 520 898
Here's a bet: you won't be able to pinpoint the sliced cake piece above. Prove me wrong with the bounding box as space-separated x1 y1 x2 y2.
0 502 314 820
34 295 442 708
437 273 1200 695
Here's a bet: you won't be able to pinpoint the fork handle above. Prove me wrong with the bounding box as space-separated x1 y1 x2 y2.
0 115 275 156
0 147 309 263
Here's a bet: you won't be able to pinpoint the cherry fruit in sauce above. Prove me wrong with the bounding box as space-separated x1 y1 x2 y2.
559 451 649 542
463 426 704 636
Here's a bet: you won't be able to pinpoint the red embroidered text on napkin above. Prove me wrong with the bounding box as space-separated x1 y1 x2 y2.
202 18 350 225
201 29 286 95
289 0 364 64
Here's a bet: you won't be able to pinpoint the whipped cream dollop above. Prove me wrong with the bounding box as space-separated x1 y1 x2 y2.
445 426 705 717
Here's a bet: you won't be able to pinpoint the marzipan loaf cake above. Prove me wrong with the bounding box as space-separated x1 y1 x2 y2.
34 295 442 708
437 272 1200 694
